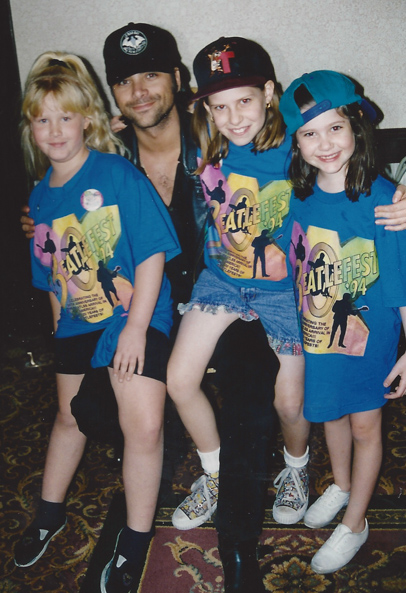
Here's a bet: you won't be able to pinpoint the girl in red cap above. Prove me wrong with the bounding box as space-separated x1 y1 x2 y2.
168 36 307 593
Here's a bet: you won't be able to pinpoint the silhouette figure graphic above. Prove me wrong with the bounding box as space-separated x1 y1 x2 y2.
97 261 121 308
37 232 56 255
328 293 369 349
292 234 305 262
202 179 226 204
252 230 282 278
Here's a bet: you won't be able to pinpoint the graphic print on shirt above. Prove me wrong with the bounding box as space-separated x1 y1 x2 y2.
290 222 379 355
200 162 292 281
33 203 133 323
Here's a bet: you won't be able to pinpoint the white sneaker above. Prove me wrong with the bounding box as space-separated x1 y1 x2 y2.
273 465 309 524
172 472 218 530
304 484 350 528
311 519 369 574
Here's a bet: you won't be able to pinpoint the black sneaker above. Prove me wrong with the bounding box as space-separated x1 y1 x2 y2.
14 519 67 567
100 530 149 593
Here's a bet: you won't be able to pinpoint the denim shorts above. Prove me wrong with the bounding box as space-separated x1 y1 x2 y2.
179 268 302 356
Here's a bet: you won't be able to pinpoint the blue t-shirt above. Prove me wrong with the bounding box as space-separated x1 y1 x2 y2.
30 150 180 347
290 176 406 422
199 136 294 290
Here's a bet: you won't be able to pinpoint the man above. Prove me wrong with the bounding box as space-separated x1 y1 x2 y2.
103 23 206 309
21 23 276 593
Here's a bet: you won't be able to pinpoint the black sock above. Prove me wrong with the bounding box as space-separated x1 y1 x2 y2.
33 499 66 530
117 525 155 564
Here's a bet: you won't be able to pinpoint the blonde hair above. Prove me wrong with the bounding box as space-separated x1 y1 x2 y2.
191 83 286 174
21 51 125 179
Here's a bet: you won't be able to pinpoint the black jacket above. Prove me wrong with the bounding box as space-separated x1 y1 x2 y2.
118 109 206 304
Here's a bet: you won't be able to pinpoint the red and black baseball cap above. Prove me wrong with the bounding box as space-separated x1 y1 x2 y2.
192 36 277 100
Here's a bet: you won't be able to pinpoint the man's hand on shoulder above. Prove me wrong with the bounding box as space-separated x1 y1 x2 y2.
111 115 128 134
21 204 35 239
375 184 406 231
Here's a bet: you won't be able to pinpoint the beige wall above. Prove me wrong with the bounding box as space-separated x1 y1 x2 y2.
11 0 405 128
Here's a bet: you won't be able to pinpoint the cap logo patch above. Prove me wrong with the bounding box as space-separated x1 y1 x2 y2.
208 44 235 75
120 30 148 55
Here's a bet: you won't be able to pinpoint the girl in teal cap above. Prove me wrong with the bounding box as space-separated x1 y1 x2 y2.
280 69 406 574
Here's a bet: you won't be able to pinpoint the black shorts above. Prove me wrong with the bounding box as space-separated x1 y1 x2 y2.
54 330 104 375
54 326 170 383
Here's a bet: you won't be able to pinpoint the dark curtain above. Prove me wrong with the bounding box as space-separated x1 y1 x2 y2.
1 0 52 350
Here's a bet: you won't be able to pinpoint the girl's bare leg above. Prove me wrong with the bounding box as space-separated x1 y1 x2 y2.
324 408 382 532
110 371 166 532
168 308 239 530
324 415 353 492
167 308 239 453
344 408 382 532
41 373 87 502
310 408 381 573
272 354 309 524
100 372 166 593
14 373 86 568
274 353 308 456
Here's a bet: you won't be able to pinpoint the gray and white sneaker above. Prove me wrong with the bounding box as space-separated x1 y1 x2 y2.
273 465 309 524
172 471 219 530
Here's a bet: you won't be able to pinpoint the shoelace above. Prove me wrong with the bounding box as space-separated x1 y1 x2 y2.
318 485 348 507
273 466 307 504
181 474 214 515
191 474 206 493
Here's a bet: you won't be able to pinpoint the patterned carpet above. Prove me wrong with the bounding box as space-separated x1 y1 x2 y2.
1 332 406 592
137 519 406 593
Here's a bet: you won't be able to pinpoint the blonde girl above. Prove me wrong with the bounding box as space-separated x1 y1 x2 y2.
15 51 179 593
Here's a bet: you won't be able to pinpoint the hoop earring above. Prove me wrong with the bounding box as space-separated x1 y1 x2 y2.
210 115 214 122
266 102 271 109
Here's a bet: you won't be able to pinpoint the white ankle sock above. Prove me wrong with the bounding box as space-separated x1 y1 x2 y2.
197 447 220 474
284 446 309 468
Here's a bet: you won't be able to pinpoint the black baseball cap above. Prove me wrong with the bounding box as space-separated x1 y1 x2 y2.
104 23 182 86
193 36 277 100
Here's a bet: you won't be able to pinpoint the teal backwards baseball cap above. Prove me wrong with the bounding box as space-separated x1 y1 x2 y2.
279 70 376 135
